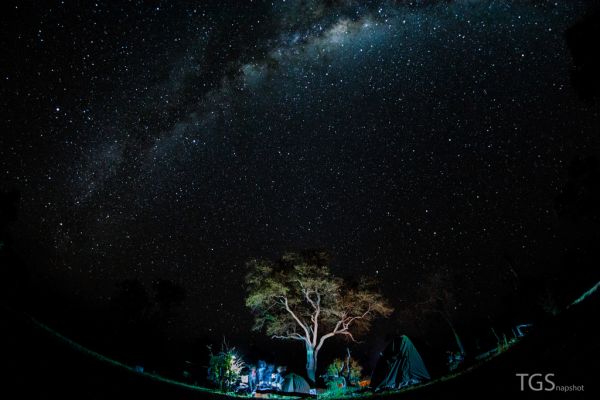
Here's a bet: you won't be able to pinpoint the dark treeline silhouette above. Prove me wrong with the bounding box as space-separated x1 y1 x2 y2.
566 4 600 102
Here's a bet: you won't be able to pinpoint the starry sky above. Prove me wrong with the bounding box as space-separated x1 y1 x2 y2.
1 0 599 357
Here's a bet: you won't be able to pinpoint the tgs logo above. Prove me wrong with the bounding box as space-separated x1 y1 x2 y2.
516 373 556 391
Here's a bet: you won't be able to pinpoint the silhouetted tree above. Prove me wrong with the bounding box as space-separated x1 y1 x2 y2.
418 271 465 355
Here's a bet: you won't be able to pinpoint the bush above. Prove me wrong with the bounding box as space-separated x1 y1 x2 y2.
207 343 245 392
323 379 347 398
324 356 364 387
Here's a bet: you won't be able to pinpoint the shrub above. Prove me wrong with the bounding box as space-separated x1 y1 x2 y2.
207 343 245 392
324 356 364 387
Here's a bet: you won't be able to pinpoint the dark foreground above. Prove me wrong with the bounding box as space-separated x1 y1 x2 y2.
1 290 597 399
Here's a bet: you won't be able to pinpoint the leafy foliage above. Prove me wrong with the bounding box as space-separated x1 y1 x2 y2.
325 356 364 386
207 343 245 392
245 250 393 381
246 251 393 341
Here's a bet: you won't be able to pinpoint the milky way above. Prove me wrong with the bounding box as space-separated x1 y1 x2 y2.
1 0 598 348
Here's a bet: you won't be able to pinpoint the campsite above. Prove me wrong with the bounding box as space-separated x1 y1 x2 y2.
1 278 596 398
1 0 599 397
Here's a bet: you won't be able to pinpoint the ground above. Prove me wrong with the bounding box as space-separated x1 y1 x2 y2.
1 284 596 399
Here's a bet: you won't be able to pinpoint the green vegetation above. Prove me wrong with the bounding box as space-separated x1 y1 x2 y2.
324 352 364 387
208 343 246 392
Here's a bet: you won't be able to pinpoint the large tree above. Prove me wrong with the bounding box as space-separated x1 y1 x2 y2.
245 251 393 384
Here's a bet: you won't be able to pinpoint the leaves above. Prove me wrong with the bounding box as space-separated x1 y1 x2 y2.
244 251 394 345
207 343 245 392
325 357 363 384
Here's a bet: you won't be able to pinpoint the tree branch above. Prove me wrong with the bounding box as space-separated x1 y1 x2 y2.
310 291 321 346
316 320 342 352
316 303 373 352
298 281 322 347
338 330 358 343
343 304 373 328
272 332 307 341
282 297 311 342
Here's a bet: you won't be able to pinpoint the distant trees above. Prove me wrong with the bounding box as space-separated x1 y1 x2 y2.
245 251 393 384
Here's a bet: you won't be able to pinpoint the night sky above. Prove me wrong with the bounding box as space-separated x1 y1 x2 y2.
1 0 599 365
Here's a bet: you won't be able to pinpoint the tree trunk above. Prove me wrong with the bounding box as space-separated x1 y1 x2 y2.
443 313 465 355
343 348 351 384
305 345 318 385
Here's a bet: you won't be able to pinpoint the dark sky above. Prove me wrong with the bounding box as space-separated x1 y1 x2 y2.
1 0 599 360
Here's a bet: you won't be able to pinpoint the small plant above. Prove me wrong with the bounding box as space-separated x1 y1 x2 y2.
207 341 245 392
324 351 362 387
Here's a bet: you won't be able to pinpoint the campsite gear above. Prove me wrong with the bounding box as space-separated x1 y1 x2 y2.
371 335 431 390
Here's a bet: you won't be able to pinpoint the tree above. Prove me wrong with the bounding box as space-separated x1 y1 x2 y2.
207 341 245 392
419 270 465 355
245 251 393 384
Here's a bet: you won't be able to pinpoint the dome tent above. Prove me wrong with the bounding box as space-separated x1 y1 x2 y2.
281 373 311 394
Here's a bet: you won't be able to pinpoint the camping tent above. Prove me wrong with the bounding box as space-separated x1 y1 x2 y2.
281 373 311 394
370 335 431 390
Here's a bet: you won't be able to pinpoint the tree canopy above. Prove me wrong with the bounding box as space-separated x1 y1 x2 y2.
245 250 393 382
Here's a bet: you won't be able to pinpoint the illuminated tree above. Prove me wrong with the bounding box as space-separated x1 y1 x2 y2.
207 342 245 392
245 251 393 384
